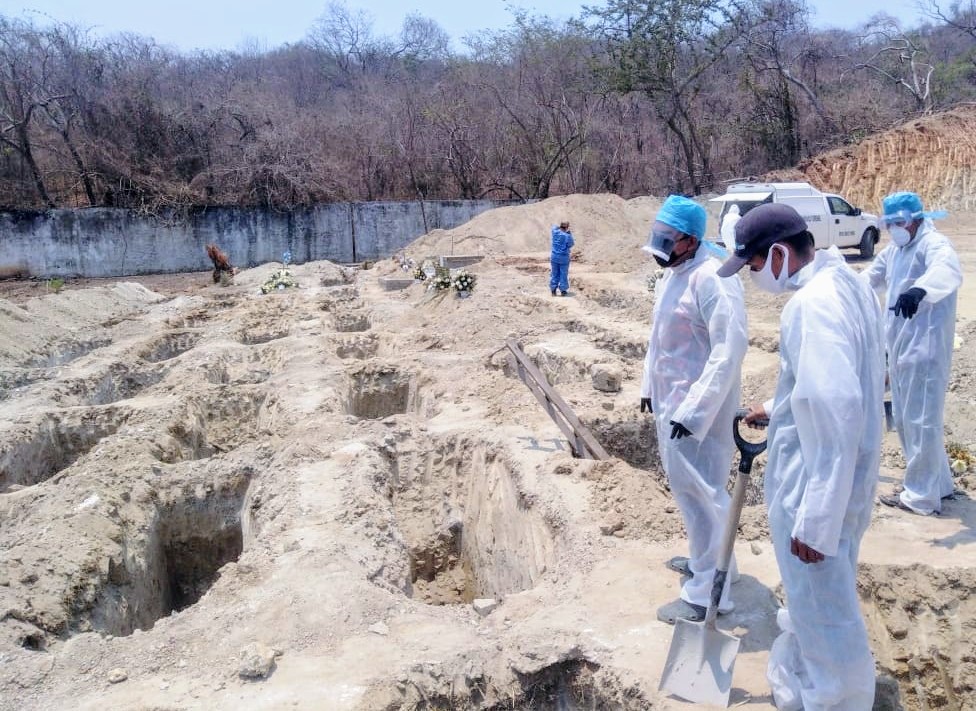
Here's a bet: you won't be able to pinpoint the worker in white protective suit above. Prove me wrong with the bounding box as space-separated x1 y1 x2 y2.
720 203 741 247
719 203 884 710
640 194 748 624
863 191 962 516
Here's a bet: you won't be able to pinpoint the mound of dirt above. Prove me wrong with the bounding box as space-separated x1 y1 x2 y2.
859 563 976 710
769 105 976 212
407 194 662 271
0 283 162 370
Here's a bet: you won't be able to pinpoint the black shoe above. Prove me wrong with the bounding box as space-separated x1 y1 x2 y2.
559 290 568 297
550 289 557 296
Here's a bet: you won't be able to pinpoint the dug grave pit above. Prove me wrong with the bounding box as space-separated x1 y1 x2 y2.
139 330 202 363
0 406 129 491
336 333 381 360
151 389 271 463
334 311 372 333
371 657 643 711
392 438 555 605
82 473 252 637
31 337 113 368
78 363 164 406
346 365 428 420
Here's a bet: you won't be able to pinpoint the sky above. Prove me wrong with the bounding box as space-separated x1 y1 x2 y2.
0 0 929 53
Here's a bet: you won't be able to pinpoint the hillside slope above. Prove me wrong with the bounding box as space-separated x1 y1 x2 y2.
769 105 976 212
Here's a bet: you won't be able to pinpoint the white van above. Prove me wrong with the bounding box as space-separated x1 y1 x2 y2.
712 182 880 258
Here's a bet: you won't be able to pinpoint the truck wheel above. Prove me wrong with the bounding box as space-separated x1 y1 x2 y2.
859 228 877 259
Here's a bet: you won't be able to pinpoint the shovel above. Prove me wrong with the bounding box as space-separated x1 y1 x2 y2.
659 409 768 706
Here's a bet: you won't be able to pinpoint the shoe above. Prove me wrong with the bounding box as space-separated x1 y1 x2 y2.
559 290 568 297
550 289 557 296
879 493 938 516
656 598 707 625
665 556 693 578
894 484 958 501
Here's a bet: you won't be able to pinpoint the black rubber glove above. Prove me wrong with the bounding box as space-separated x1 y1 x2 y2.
670 421 692 440
640 397 653 413
890 287 926 319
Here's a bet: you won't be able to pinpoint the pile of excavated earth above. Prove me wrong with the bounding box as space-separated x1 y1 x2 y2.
1 148 975 708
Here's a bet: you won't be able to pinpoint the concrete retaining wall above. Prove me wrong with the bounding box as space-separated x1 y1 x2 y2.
0 199 517 278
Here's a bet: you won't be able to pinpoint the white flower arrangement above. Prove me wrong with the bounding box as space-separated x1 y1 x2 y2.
452 270 476 293
431 272 453 291
260 268 298 294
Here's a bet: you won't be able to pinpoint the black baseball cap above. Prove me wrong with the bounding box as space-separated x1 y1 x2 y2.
717 203 809 277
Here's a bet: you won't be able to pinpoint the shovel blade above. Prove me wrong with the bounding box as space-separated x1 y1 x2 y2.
659 619 740 707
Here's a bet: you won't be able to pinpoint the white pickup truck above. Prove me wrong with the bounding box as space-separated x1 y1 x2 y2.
712 182 881 258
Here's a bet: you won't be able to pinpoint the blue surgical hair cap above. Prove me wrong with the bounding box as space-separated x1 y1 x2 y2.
655 195 707 240
882 191 948 222
882 192 924 217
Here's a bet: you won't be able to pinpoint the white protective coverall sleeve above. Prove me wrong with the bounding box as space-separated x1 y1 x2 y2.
784 298 864 557
670 278 749 438
862 245 891 293
640 337 654 399
640 273 669 399
913 235 962 302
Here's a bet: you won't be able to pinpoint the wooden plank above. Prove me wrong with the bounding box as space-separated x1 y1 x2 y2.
505 339 611 460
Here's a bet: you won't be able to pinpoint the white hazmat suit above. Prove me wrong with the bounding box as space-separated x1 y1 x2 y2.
641 248 748 610
764 246 884 710
720 204 741 247
863 220 962 514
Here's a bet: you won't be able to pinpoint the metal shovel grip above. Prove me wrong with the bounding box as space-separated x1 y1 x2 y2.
703 411 768 628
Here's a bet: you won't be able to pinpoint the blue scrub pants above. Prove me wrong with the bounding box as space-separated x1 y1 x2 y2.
550 259 569 293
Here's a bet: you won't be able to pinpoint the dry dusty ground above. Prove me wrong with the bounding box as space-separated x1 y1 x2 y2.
0 195 974 710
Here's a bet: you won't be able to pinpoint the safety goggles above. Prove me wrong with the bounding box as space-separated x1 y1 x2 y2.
880 209 917 230
642 224 688 260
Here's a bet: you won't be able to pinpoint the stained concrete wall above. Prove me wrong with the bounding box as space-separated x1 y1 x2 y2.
0 199 517 278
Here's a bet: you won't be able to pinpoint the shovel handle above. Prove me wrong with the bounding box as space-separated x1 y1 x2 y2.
704 413 768 628
733 408 769 473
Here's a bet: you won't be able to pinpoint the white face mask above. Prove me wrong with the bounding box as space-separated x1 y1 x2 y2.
750 244 791 294
890 226 912 247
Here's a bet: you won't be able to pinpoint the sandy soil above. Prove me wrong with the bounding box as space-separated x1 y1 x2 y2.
0 195 973 710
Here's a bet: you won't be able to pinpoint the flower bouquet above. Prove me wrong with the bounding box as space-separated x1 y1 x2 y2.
431 270 453 291
452 270 476 296
260 268 298 294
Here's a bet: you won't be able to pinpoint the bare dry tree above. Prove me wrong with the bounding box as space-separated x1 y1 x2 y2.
849 18 936 113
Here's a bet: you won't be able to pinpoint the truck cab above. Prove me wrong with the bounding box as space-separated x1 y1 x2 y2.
712 182 880 258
